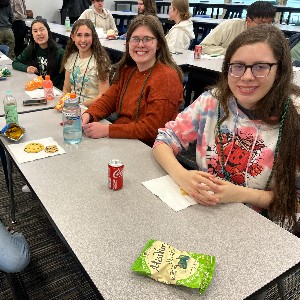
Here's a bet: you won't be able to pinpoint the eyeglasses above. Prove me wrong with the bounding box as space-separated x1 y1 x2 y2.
129 36 156 46
228 63 278 78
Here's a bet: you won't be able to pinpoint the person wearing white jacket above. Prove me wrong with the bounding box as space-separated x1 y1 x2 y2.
165 0 195 51
79 0 117 34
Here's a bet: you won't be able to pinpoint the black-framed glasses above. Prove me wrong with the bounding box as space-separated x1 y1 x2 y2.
129 36 156 46
228 63 278 78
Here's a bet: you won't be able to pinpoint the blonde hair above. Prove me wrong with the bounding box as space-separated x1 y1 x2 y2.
171 0 191 20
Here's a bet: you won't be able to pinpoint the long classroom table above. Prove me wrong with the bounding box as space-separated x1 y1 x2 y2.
0 108 300 299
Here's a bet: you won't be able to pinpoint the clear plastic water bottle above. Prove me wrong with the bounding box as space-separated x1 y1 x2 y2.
62 93 82 144
65 16 71 32
3 90 18 125
43 75 54 100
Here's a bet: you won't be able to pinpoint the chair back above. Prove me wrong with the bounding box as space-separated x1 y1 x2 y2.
35 16 47 22
0 45 9 55
223 8 243 19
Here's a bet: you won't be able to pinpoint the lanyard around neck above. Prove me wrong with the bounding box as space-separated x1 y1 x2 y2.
72 52 93 97
117 61 156 121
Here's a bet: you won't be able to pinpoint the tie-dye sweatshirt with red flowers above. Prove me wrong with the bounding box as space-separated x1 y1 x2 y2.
154 91 300 205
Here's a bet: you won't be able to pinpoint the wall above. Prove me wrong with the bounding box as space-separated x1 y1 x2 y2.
25 0 134 24
26 0 63 23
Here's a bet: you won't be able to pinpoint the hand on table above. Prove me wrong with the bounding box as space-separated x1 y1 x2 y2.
82 122 109 139
181 171 220 206
27 66 38 74
81 113 90 126
209 176 244 204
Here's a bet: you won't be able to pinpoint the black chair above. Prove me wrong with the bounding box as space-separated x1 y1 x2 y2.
223 8 243 19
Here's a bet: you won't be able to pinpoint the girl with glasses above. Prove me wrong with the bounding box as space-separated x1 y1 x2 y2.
82 15 184 146
61 19 110 107
153 25 300 234
79 0 117 34
12 19 65 89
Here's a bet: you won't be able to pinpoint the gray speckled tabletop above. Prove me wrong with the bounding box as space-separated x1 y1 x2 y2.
1 110 300 300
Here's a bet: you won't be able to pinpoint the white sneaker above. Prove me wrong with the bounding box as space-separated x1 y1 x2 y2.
22 185 31 193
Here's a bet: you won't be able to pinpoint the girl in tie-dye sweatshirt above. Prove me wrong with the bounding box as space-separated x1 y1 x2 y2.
153 25 300 234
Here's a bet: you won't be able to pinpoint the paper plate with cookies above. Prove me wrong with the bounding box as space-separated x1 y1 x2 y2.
7 137 66 164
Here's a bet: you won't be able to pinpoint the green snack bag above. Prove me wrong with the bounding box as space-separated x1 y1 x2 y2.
131 239 215 294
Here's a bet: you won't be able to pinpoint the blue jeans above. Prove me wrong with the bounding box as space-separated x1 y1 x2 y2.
0 221 30 273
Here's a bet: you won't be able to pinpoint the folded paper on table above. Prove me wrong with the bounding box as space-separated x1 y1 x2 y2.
25 88 62 99
0 56 9 61
8 137 66 164
202 54 224 59
142 175 197 211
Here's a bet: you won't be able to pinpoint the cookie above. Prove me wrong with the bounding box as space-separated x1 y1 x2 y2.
44 145 59 153
24 142 44 153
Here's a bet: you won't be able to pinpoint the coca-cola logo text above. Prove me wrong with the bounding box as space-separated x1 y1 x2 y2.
113 169 123 178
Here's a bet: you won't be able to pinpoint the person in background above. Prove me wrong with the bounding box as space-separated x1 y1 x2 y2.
153 25 300 234
12 19 65 90
81 15 183 147
137 0 157 16
79 0 117 33
63 0 90 24
120 0 157 39
165 0 194 51
289 32 300 67
0 0 15 59
61 19 110 107
200 1 276 55
10 0 27 56
0 218 30 273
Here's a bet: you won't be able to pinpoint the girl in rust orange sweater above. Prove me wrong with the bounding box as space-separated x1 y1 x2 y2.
82 15 183 146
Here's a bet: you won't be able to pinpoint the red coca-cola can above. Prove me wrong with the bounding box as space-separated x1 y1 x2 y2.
108 159 124 190
194 45 202 59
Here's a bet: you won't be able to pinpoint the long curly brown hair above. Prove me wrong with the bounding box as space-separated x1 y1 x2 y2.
60 19 110 81
213 24 300 230
113 15 183 82
143 0 157 16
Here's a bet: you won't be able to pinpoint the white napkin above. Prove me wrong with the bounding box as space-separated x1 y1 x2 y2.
25 88 62 99
0 55 9 61
8 137 65 164
142 175 197 211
